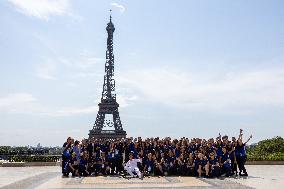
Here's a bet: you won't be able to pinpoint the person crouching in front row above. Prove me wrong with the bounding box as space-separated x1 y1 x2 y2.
207 152 220 177
68 152 79 177
219 147 232 177
124 153 143 179
78 151 89 176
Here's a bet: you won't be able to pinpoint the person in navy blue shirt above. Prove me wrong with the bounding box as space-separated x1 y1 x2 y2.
100 151 111 175
78 151 89 176
62 137 72 176
220 146 231 177
72 140 81 161
185 153 195 176
86 140 95 161
195 152 208 177
207 152 220 177
68 152 79 177
153 157 164 176
144 153 155 175
167 150 176 175
229 137 238 176
215 137 223 161
87 152 97 175
236 129 252 176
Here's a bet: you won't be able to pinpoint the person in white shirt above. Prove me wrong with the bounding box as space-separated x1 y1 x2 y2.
124 153 143 179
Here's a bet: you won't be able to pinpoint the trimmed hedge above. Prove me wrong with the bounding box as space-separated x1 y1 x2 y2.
9 155 61 162
0 146 62 155
247 152 284 161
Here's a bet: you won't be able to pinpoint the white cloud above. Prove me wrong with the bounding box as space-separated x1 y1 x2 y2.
0 92 98 116
8 0 71 21
110 2 125 13
118 66 284 113
0 93 39 113
117 95 138 108
34 50 104 80
0 90 137 116
56 106 98 115
49 94 137 115
63 50 105 70
0 93 37 107
35 61 57 80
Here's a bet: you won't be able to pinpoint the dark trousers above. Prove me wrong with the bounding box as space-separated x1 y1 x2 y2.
236 155 247 174
62 160 66 173
211 166 220 177
115 156 124 173
230 159 238 174
79 165 89 176
186 167 195 176
62 160 69 175
221 163 231 176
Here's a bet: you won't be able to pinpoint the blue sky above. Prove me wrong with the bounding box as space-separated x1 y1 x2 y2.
0 0 283 146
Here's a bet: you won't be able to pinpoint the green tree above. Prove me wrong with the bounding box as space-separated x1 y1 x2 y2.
247 136 284 161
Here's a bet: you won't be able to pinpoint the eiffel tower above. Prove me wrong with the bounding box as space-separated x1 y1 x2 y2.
88 14 127 141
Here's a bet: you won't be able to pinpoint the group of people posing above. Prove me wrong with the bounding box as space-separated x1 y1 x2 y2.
62 129 252 179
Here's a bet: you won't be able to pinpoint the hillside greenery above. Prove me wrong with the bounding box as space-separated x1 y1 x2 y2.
247 136 284 161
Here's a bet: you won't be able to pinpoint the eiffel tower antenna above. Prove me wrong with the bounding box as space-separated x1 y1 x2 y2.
88 14 127 141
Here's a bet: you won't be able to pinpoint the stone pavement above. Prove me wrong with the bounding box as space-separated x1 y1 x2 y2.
0 165 283 189
0 166 58 188
226 165 284 189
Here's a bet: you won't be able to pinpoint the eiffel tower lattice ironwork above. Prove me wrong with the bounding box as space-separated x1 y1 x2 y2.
88 14 127 140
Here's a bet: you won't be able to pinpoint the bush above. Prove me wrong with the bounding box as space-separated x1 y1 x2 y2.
10 155 61 162
247 136 284 161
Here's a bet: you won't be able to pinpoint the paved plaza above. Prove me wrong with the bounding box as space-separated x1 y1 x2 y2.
0 165 283 189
